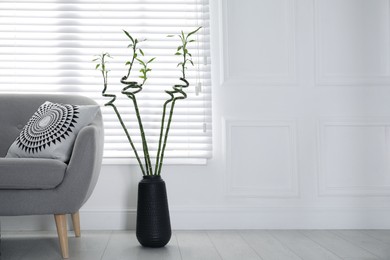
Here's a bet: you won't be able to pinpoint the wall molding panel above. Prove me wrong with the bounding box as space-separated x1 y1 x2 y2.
225 119 299 198
221 0 297 86
318 119 390 196
314 0 390 86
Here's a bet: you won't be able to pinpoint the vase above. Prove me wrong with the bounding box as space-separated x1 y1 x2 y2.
136 175 171 247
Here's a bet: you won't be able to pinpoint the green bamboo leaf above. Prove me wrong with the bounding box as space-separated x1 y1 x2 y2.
188 53 192 57
139 49 144 56
136 58 146 66
147 57 156 63
95 64 100 69
177 46 183 51
175 52 182 55
125 61 131 65
189 39 196 42
92 58 99 61
189 60 194 66
187 26 202 39
127 44 133 48
123 30 134 43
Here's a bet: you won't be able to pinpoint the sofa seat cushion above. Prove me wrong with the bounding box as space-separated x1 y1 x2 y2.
0 158 67 189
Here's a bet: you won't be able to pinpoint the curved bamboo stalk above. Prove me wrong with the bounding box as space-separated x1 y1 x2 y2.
154 92 174 174
156 78 189 175
156 28 198 174
121 78 153 175
101 71 146 175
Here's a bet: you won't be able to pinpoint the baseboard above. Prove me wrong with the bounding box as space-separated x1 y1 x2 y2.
2 206 390 231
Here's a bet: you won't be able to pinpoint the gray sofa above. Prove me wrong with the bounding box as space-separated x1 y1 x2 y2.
0 94 104 258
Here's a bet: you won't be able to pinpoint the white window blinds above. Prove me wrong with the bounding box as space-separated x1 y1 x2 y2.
0 0 212 164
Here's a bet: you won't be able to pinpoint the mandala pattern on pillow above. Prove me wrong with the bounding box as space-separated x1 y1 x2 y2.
6 101 99 162
16 102 79 154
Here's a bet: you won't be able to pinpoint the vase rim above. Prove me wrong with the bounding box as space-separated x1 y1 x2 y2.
143 175 162 179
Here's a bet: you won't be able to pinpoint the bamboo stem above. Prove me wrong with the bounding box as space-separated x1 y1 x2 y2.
100 58 146 175
155 95 174 174
121 82 153 175
109 104 146 176
157 100 177 175
156 78 189 175
131 95 153 175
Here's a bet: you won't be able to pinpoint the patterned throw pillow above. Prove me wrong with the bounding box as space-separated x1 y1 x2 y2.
6 101 99 162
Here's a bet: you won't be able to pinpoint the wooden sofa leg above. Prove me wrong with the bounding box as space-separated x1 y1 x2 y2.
54 214 69 259
71 212 81 237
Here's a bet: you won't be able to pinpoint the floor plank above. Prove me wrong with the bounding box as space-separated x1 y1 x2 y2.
207 230 261 260
360 230 390 244
333 230 390 260
175 230 222 260
0 230 389 260
300 230 378 259
68 231 112 260
342 258 384 260
1 231 110 260
271 230 342 260
101 231 181 260
239 230 302 260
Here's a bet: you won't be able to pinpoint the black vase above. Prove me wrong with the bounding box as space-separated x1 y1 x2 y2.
136 175 171 247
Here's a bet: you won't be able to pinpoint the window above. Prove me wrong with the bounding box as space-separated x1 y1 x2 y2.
0 0 212 164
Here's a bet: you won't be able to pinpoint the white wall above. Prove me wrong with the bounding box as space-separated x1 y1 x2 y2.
4 0 390 230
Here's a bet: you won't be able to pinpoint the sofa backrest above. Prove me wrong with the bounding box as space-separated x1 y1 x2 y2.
0 94 103 157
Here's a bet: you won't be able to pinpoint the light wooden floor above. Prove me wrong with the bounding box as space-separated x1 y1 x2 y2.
1 230 389 260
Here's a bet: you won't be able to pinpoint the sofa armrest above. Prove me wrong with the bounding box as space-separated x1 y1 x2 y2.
58 124 104 212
